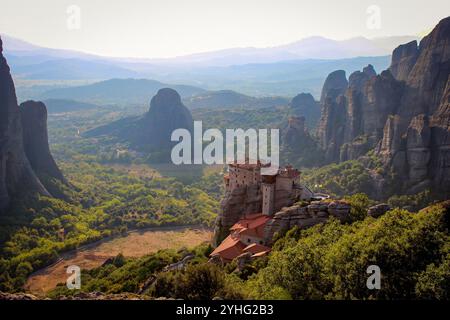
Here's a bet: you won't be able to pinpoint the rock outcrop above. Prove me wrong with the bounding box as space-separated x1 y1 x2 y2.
0 36 51 211
85 88 194 162
263 201 351 244
281 116 323 167
213 185 262 245
430 79 450 191
317 17 450 195
142 88 193 150
389 41 419 81
367 204 391 218
317 70 351 162
288 93 321 128
283 116 307 145
0 292 39 300
20 101 66 183
319 70 348 104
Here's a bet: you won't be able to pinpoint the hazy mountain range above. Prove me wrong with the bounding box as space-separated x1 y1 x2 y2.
2 34 418 67
40 79 206 105
2 33 417 99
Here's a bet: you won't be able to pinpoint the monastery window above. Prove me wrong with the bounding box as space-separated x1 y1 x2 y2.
247 239 251 243
259 241 263 245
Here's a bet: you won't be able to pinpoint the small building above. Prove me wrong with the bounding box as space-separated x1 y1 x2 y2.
210 213 271 263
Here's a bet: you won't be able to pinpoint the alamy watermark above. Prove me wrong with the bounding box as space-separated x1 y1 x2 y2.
66 5 82 30
366 5 381 30
171 121 279 173
66 265 81 289
366 265 381 290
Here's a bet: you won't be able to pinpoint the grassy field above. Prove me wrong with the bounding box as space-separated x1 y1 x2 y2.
24 226 212 296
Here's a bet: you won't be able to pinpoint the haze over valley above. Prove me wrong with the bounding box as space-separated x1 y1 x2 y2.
0 1 449 302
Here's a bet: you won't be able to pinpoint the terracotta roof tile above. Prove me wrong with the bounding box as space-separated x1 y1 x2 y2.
210 235 246 261
230 214 270 232
212 214 272 262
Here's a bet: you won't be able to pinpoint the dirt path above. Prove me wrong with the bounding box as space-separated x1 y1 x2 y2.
24 226 212 296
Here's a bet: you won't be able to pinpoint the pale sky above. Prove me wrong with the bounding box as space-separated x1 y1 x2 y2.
0 0 449 58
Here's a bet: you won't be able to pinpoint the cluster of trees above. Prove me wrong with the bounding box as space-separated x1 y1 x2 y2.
245 202 450 299
192 106 289 132
302 160 375 198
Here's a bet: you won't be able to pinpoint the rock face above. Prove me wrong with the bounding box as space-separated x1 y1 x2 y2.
319 70 348 104
389 41 419 81
430 80 450 190
317 70 349 162
20 101 66 183
213 185 262 245
289 93 321 128
263 201 351 244
317 17 450 195
283 116 307 145
281 116 322 167
142 88 193 150
0 36 51 211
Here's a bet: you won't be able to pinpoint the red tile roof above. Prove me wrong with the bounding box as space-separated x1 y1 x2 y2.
211 214 272 262
210 235 247 262
230 214 270 238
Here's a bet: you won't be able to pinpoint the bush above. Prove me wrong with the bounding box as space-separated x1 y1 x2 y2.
343 193 373 222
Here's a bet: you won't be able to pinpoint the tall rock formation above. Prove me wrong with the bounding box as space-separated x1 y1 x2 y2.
0 37 50 211
316 16 450 195
142 88 193 150
85 88 194 162
319 70 348 104
281 116 323 167
430 79 450 191
288 93 321 128
20 101 66 183
317 70 349 162
389 41 419 81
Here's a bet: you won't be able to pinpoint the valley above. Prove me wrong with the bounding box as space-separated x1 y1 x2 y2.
0 10 449 301
25 226 212 296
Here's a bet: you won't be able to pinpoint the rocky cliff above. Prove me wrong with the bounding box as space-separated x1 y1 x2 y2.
288 93 321 128
389 40 419 81
20 101 66 183
213 185 262 245
281 116 323 167
0 38 62 211
0 36 51 211
317 16 450 195
264 200 351 244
